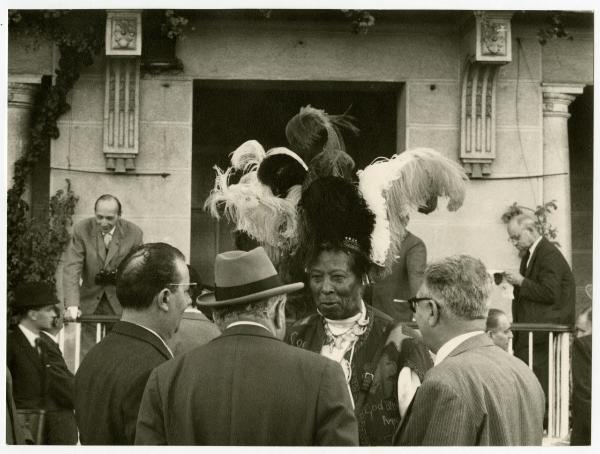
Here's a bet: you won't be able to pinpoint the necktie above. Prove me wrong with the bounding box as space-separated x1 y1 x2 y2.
34 338 45 362
519 250 530 276
103 232 112 250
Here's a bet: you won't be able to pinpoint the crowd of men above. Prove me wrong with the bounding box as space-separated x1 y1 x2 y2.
6 194 591 446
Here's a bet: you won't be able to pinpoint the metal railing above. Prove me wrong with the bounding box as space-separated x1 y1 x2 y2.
510 323 572 441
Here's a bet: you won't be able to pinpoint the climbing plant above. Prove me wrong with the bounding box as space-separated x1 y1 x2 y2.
7 10 104 304
501 200 560 246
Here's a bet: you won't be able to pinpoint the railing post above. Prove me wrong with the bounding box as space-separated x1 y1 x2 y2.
528 331 533 369
74 322 81 372
548 331 555 437
559 332 570 438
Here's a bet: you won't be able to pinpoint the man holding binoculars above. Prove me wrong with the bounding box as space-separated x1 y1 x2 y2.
63 194 143 357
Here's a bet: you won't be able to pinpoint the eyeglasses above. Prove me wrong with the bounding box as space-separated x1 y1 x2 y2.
167 282 197 289
407 296 441 313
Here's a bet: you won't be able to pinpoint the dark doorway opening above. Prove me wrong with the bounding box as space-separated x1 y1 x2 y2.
568 85 593 313
191 80 402 284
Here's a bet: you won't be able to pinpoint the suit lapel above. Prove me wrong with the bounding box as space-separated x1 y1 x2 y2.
105 222 122 266
525 237 545 277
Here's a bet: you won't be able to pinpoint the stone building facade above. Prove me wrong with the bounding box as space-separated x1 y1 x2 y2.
7 10 594 314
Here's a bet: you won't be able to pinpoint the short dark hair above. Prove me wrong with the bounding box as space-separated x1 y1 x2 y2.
486 308 506 331
116 243 185 310
95 194 122 216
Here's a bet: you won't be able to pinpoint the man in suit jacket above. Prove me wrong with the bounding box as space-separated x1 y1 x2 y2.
394 255 545 446
63 194 143 357
135 247 358 446
74 243 191 445
369 230 426 321
505 213 575 400
7 283 78 444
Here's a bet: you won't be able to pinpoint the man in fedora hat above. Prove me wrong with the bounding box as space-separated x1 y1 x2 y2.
135 247 358 446
7 282 78 444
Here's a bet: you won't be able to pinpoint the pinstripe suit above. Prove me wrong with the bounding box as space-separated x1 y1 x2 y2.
394 334 545 446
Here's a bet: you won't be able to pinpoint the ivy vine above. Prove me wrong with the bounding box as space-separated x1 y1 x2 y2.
7 10 104 305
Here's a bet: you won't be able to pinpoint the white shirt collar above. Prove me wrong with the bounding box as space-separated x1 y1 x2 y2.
226 321 272 333
130 322 174 358
18 324 39 348
434 331 484 366
527 236 543 267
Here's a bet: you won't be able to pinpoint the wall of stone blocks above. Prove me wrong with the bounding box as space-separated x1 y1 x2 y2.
50 54 194 268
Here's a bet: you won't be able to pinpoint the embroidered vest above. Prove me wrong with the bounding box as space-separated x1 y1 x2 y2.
287 305 433 445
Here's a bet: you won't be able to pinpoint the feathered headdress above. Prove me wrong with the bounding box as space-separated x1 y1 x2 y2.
358 148 468 268
285 105 359 182
295 176 376 273
204 140 307 266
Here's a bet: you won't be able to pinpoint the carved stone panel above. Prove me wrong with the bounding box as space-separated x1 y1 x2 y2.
106 10 142 56
460 62 500 178
474 11 513 63
103 58 140 172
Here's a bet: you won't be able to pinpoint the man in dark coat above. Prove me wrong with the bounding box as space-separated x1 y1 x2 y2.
135 247 358 446
395 255 545 446
63 194 143 358
571 306 592 445
505 213 575 400
7 282 78 444
74 242 191 445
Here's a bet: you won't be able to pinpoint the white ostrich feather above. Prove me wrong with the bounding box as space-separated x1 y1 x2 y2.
358 147 468 267
229 140 266 173
204 166 301 253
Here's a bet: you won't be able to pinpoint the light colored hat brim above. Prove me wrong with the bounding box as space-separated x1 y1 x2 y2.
196 282 304 307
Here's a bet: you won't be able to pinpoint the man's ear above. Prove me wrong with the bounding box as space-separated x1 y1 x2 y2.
157 288 170 312
274 298 286 329
427 300 440 327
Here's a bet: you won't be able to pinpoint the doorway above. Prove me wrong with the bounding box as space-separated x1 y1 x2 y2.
191 80 402 284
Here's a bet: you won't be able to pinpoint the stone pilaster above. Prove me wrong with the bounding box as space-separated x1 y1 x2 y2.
7 82 39 204
542 83 584 265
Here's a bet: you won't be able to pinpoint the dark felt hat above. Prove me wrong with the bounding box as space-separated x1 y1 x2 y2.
12 282 59 310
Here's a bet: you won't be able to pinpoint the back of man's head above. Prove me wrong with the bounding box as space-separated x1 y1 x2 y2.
486 308 506 331
423 254 491 321
116 243 185 310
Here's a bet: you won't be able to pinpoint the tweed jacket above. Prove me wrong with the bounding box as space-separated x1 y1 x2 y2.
135 324 358 446
63 217 143 315
74 321 172 445
394 334 545 446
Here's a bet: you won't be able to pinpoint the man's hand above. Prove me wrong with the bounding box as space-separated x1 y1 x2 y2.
504 270 524 287
64 306 81 322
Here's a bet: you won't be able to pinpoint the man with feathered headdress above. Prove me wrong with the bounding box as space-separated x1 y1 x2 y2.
286 176 433 445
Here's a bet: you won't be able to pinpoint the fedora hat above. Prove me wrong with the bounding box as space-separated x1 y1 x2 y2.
12 282 59 310
197 247 303 307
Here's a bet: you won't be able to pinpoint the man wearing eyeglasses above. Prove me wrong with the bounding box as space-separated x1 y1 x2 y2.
74 242 191 445
504 213 575 409
394 255 545 446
